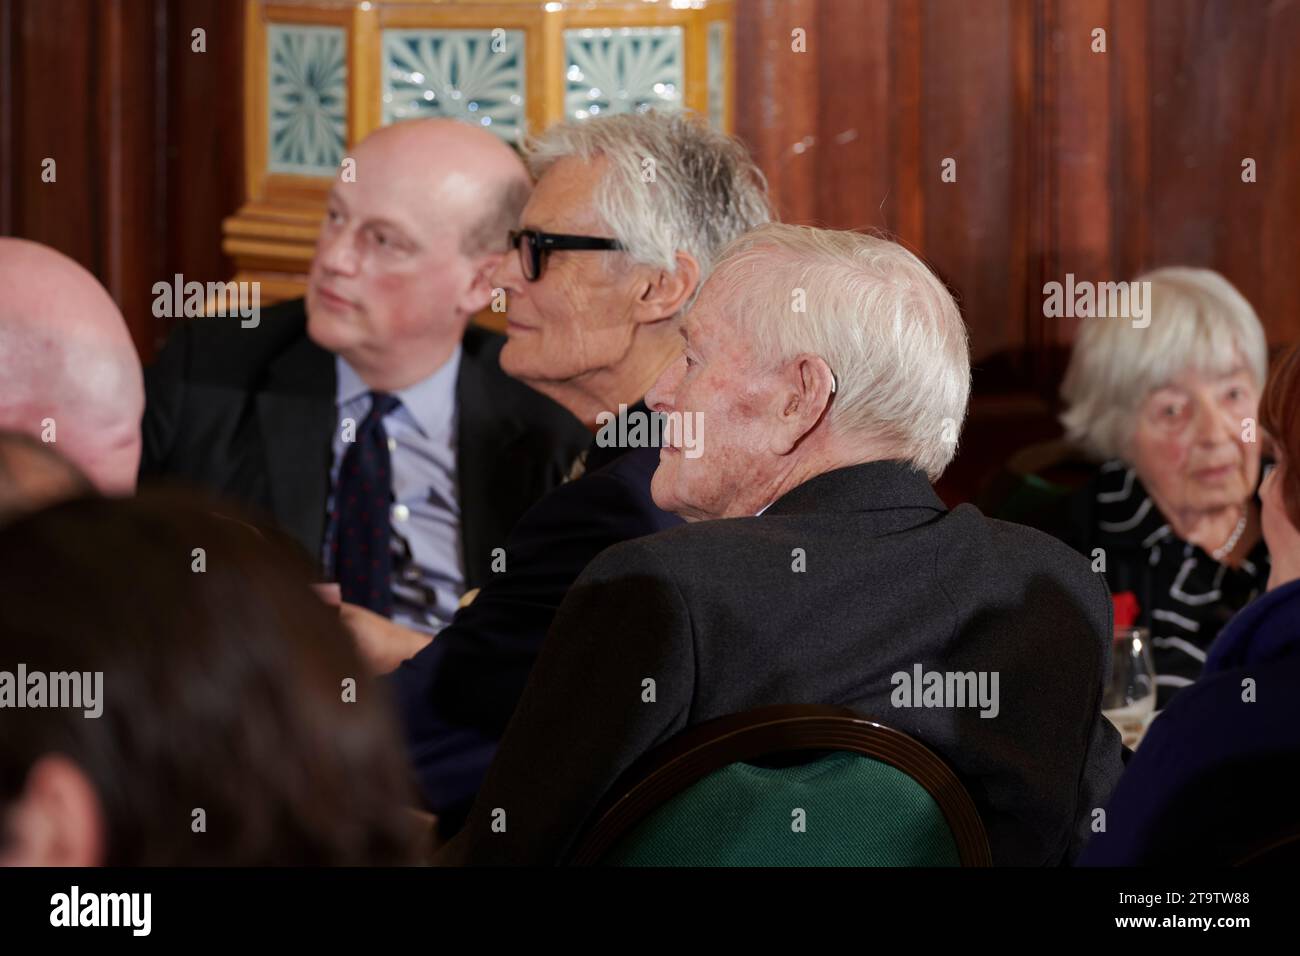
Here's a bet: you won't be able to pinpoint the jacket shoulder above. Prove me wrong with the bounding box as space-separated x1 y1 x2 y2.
981 508 1102 571
153 297 318 387
541 447 679 538
579 514 751 592
947 504 1109 596
945 506 1112 649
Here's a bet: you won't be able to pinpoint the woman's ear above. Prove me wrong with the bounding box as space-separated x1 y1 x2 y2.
0 754 105 867
631 252 702 325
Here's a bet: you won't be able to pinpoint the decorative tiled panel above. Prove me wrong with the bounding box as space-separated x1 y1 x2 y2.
267 24 347 176
382 29 527 144
564 26 684 121
707 21 726 129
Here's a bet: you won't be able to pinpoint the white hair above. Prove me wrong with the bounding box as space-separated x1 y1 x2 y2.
708 223 971 481
1060 267 1268 461
525 110 772 280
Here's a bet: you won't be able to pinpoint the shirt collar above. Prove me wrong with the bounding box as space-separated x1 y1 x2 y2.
335 355 370 408
335 346 462 440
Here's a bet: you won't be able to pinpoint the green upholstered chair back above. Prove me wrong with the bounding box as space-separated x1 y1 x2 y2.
602 751 961 867
570 705 991 867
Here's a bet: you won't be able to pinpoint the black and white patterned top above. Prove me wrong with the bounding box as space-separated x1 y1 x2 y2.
1060 460 1270 709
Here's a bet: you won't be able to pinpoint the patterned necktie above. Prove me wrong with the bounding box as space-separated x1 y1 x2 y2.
333 391 401 615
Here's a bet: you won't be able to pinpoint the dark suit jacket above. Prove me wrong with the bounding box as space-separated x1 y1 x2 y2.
442 460 1126 866
139 298 588 588
384 433 682 832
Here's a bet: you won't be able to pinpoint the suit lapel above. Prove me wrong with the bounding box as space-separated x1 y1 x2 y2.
257 336 337 559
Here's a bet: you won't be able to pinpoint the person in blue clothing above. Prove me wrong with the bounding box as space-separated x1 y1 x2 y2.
1081 341 1300 866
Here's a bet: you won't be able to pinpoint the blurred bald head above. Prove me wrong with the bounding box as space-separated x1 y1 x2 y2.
0 239 143 495
306 118 531 391
356 118 530 257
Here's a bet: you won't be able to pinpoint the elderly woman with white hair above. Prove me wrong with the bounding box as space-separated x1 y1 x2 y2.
1056 267 1271 709
1081 341 1300 865
443 223 1124 866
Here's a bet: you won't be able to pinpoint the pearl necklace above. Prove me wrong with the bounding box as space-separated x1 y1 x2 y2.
1212 513 1248 562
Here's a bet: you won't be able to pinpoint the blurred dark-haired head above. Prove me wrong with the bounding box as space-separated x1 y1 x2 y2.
0 491 417 865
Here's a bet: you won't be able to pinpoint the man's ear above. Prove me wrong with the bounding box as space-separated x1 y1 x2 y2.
630 252 701 325
767 353 837 456
0 754 105 867
459 252 506 316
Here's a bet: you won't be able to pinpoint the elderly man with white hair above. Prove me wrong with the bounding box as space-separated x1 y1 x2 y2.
443 223 1125 867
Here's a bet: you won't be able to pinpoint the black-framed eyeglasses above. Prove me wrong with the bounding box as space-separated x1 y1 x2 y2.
509 229 624 282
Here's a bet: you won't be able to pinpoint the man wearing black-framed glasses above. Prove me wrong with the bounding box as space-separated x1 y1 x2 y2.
490 149 709 429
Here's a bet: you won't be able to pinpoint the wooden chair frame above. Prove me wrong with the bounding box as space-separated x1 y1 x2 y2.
569 704 992 867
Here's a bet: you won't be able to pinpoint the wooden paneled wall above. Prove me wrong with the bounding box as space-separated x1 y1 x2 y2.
734 0 1300 375
0 0 243 363
728 0 1300 499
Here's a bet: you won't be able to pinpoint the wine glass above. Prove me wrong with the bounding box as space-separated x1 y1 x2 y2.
1103 626 1157 748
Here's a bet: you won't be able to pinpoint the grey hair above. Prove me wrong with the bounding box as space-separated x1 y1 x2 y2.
707 223 972 481
524 110 772 281
1060 267 1268 461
